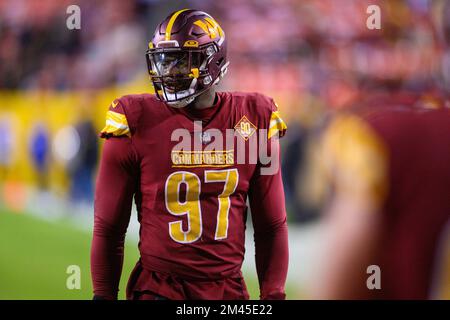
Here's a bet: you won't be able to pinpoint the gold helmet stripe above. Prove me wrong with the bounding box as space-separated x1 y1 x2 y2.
165 9 190 41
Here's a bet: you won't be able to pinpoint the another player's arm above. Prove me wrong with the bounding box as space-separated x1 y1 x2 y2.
248 109 289 300
313 114 388 299
91 102 139 300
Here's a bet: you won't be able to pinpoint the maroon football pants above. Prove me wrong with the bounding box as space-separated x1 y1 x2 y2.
126 261 250 300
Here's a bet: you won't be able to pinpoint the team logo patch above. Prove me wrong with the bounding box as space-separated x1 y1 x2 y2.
234 116 257 140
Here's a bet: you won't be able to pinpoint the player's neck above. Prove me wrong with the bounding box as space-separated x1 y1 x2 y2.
192 88 217 110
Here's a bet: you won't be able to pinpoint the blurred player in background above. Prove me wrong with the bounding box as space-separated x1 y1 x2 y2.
435 0 450 98
312 0 450 299
91 9 289 300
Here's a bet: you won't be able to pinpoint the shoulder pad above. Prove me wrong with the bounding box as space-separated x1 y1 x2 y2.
263 96 287 139
100 95 149 138
322 114 388 205
268 109 287 139
100 98 131 138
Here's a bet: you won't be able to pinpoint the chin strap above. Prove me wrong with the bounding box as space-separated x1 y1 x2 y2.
164 63 229 108
167 95 196 108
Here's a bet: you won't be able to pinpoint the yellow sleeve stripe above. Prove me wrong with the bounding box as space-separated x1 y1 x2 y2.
268 111 287 139
101 111 130 137
269 117 284 128
106 110 128 126
101 124 130 137
323 114 388 206
106 119 128 130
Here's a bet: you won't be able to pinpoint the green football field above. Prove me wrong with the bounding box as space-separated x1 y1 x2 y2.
0 209 293 300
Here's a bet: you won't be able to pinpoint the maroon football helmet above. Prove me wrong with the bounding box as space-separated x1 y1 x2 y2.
146 9 228 108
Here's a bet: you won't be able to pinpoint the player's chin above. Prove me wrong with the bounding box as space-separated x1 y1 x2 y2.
164 86 178 94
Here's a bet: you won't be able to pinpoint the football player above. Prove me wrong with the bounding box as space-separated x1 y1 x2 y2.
311 1 450 298
314 33 450 299
313 105 450 299
90 9 289 300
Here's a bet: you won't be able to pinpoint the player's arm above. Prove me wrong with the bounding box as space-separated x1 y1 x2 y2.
91 102 139 300
248 110 289 300
312 114 388 299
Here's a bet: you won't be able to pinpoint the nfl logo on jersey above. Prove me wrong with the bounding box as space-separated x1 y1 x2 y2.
199 132 212 144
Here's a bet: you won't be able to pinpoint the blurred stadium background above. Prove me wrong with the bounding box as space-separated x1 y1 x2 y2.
0 0 448 299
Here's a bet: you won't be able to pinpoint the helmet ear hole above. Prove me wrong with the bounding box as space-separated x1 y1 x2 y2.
203 75 212 85
206 45 216 57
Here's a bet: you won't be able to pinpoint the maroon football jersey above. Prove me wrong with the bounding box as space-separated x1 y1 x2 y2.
364 106 450 299
91 92 289 300
321 91 450 299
